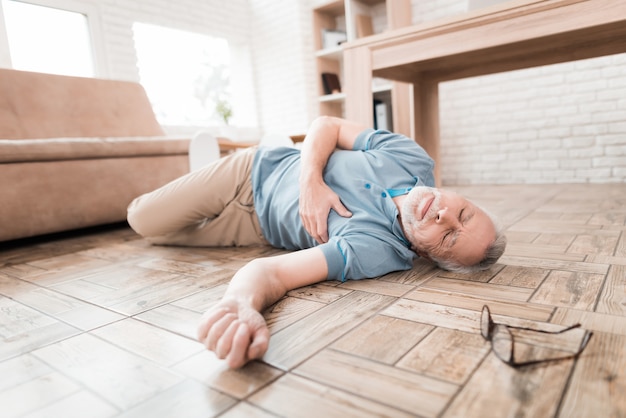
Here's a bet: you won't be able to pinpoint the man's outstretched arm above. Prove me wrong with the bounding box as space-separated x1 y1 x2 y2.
197 247 328 368
299 116 367 244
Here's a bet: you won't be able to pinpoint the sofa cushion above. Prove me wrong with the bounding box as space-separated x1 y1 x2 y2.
0 136 190 163
0 69 165 139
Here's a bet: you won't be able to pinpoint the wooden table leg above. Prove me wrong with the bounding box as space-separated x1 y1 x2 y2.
413 79 441 186
344 46 374 127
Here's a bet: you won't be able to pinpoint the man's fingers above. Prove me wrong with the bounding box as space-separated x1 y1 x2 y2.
215 319 240 359
205 313 237 351
227 323 252 369
248 326 270 360
197 307 229 342
316 225 328 244
332 200 352 218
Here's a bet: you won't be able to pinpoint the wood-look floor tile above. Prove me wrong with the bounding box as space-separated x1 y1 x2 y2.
436 263 505 282
59 266 229 315
567 232 621 256
338 278 415 297
0 354 51 392
249 373 416 418
505 231 540 243
530 270 605 310
19 254 115 286
295 349 458 417
32 333 183 410
378 259 439 284
489 265 549 288
1 371 80 417
397 327 490 385
595 265 626 316
533 232 576 246
55 304 125 331
499 255 609 275
263 291 396 370
91 318 203 366
614 231 626 257
0 263 46 279
0 275 124 330
331 315 433 364
171 282 230 313
174 350 283 399
0 296 81 361
584 254 626 266
1 183 624 417
443 351 574 418
588 211 626 226
504 242 581 260
219 401 279 418
116 379 236 418
22 390 119 418
264 296 326 334
382 299 480 333
134 304 202 339
404 288 554 321
551 307 626 336
557 332 625 418
137 257 223 276
422 277 533 302
286 282 351 303
76 242 148 262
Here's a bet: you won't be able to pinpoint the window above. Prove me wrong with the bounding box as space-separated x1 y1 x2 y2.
0 0 102 77
133 22 236 128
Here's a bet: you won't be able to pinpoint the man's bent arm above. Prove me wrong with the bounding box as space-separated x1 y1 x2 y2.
197 247 328 368
299 116 366 243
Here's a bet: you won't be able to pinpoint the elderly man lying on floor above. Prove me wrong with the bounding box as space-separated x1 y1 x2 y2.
127 116 507 368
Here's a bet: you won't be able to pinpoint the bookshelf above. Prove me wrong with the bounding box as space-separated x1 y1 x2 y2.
312 0 411 131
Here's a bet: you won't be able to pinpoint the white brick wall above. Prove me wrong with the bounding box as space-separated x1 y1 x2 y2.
247 0 317 135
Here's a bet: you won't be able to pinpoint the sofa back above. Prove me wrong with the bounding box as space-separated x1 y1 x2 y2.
0 68 165 139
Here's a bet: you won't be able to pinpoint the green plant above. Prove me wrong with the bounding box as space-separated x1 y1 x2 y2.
215 99 233 125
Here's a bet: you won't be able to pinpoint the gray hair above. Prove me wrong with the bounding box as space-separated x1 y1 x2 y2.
430 207 507 274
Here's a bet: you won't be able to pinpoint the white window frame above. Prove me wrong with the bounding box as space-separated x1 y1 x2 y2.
0 0 108 77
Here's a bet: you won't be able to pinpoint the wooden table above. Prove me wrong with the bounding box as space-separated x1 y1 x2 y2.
343 0 626 184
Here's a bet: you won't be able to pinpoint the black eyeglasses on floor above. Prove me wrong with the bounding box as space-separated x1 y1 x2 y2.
480 305 593 367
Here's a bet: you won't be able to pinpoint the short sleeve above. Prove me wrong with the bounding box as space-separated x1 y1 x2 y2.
352 128 436 188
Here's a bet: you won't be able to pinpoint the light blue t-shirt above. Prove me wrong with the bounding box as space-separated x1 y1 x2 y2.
251 128 435 282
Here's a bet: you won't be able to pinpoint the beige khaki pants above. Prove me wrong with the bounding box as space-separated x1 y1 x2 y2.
127 147 267 247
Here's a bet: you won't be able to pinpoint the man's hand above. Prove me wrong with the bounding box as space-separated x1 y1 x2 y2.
197 249 328 368
300 178 352 244
197 297 269 369
298 117 362 243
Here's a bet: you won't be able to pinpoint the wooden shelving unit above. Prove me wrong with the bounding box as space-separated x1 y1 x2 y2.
312 0 411 131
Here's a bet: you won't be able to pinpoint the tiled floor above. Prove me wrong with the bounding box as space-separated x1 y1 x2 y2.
1 183 624 417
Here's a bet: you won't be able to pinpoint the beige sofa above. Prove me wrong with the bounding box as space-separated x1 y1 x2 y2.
0 69 191 242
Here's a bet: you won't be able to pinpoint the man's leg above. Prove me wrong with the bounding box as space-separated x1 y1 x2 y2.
127 147 266 247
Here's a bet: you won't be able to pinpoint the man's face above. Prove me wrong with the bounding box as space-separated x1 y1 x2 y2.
401 187 496 267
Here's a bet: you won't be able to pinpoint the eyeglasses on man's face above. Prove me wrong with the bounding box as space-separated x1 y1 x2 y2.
480 305 593 367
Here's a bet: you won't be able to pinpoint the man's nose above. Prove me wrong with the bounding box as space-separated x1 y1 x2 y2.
436 207 459 227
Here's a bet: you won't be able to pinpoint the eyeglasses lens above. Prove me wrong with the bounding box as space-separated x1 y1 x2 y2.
491 324 514 364
480 306 491 339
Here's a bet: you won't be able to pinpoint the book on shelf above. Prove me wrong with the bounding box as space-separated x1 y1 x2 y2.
321 73 341 95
